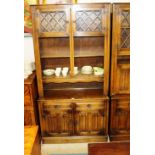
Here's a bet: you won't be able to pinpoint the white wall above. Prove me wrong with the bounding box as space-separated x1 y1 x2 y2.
24 34 35 63
24 0 130 63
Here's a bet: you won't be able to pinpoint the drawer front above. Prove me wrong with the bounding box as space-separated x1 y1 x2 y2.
24 85 32 106
110 97 130 136
74 100 109 136
39 101 74 137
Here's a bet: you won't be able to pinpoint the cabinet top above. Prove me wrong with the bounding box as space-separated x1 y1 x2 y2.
30 3 111 7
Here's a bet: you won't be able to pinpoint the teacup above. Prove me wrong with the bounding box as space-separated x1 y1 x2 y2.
55 67 61 72
55 71 61 77
62 67 69 72
74 66 79 75
62 70 68 77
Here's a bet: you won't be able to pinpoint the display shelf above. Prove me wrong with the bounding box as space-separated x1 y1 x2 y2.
43 73 103 83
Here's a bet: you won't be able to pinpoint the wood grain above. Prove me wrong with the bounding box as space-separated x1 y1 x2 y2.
89 142 130 155
24 126 41 155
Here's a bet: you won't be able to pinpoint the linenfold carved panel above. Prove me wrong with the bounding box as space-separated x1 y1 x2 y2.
39 11 67 32
76 10 102 32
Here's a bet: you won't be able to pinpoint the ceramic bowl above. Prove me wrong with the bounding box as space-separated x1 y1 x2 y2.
93 67 104 76
43 69 55 76
81 66 93 75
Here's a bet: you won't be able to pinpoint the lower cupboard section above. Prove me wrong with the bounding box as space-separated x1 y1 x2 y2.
38 98 109 143
110 95 130 141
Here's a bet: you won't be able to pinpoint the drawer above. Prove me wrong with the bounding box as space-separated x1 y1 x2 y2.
24 85 32 106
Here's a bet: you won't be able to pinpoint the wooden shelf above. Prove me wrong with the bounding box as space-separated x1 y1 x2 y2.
75 51 104 57
41 51 104 58
43 73 103 83
41 54 70 58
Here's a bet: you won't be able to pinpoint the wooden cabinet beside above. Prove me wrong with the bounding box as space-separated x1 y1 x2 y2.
24 72 39 125
110 95 130 141
111 3 130 96
109 3 130 141
38 98 109 143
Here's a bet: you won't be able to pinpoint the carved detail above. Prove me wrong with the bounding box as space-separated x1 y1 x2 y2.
116 108 128 116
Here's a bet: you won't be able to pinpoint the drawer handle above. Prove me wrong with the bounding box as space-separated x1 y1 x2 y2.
87 104 91 108
54 105 59 109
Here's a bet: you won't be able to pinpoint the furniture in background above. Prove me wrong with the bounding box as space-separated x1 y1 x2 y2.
31 3 111 143
110 3 130 141
88 142 130 155
24 126 41 155
24 72 39 125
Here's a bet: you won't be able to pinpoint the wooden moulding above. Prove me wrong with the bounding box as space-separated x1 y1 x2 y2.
110 134 130 142
43 74 103 83
42 135 108 144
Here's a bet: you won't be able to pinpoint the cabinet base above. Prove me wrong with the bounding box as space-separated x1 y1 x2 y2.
42 135 108 144
110 135 130 141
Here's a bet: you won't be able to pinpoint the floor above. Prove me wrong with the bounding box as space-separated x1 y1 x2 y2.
41 143 88 155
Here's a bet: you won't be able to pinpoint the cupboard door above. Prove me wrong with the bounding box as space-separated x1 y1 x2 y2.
110 97 130 136
116 59 130 94
72 4 109 36
33 5 70 37
39 101 74 137
74 100 108 136
113 3 130 56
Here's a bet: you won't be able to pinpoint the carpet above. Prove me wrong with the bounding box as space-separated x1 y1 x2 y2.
41 143 88 155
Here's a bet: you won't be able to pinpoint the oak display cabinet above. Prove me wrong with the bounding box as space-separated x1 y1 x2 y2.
110 3 130 141
31 3 111 143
